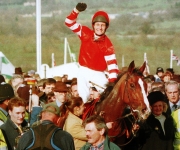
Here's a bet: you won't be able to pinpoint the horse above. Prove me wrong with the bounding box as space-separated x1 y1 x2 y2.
83 61 150 149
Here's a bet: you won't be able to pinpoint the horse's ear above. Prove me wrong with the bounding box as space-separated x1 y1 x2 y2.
128 61 135 74
139 61 146 73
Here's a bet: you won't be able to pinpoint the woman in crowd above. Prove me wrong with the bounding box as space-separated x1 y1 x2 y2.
59 97 87 150
138 91 175 150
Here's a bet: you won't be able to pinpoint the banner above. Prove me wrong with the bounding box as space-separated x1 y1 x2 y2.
172 54 180 66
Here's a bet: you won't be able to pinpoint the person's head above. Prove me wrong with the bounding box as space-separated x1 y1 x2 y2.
8 97 26 125
61 96 84 117
53 81 69 103
166 68 174 75
156 67 164 77
11 74 24 88
148 91 167 116
43 78 56 94
37 78 47 92
83 115 108 146
92 11 109 36
41 103 60 125
162 71 173 83
70 81 79 97
165 80 179 104
143 77 152 94
46 92 56 103
0 83 14 109
89 87 100 100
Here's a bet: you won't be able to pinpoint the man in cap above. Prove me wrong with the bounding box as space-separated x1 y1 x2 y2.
65 3 119 103
154 67 164 82
0 83 14 125
16 103 75 150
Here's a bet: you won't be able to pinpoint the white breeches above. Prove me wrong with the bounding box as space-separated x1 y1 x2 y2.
77 66 108 103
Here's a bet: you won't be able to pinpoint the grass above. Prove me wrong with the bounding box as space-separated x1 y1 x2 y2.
0 0 180 76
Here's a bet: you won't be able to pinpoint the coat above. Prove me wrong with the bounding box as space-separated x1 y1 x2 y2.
63 112 87 150
138 113 175 150
0 117 28 150
80 135 120 150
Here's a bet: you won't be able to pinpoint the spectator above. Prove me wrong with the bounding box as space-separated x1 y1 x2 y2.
165 80 180 115
0 97 28 150
161 71 173 83
37 78 47 92
52 81 69 107
16 103 75 150
151 81 165 93
60 97 87 150
39 78 56 106
82 86 101 120
0 83 14 125
171 108 180 150
154 67 164 82
0 129 7 149
144 77 153 95
70 80 79 98
138 91 175 150
65 2 119 102
80 115 120 150
46 92 56 103
9 74 24 97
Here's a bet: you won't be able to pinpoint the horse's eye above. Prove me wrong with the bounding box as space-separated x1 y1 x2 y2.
130 83 135 88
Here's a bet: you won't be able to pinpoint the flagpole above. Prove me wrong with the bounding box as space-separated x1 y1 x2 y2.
122 55 124 67
64 38 67 64
36 0 41 73
170 50 173 68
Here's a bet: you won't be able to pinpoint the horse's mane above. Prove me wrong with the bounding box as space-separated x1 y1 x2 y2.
100 67 144 102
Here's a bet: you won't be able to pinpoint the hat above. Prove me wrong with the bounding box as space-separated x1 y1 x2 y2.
53 81 69 92
17 85 30 101
156 67 164 74
0 83 14 102
42 103 60 115
166 68 174 75
28 70 36 75
14 67 24 75
92 11 109 28
147 91 166 106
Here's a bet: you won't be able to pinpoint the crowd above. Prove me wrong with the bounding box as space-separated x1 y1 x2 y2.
0 2 180 150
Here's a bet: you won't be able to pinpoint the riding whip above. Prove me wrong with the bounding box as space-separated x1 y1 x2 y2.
89 81 106 89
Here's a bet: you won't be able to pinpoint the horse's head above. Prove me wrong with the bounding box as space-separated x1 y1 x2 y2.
98 61 150 123
117 61 150 120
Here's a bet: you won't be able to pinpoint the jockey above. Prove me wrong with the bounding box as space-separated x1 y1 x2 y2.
65 3 119 103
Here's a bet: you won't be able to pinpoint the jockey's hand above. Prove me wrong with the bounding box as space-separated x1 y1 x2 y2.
76 3 87 12
106 122 114 129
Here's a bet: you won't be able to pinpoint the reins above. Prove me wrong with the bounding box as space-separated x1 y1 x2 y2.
107 72 140 146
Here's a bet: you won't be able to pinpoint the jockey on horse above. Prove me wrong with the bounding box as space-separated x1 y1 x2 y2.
65 2 119 103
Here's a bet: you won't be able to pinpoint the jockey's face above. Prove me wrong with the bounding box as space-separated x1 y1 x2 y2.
93 22 107 36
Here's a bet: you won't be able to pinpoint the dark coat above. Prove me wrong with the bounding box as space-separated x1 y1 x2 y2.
138 113 175 150
16 120 75 150
0 117 28 150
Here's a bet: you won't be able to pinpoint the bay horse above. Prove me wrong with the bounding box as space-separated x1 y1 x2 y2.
83 61 150 148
